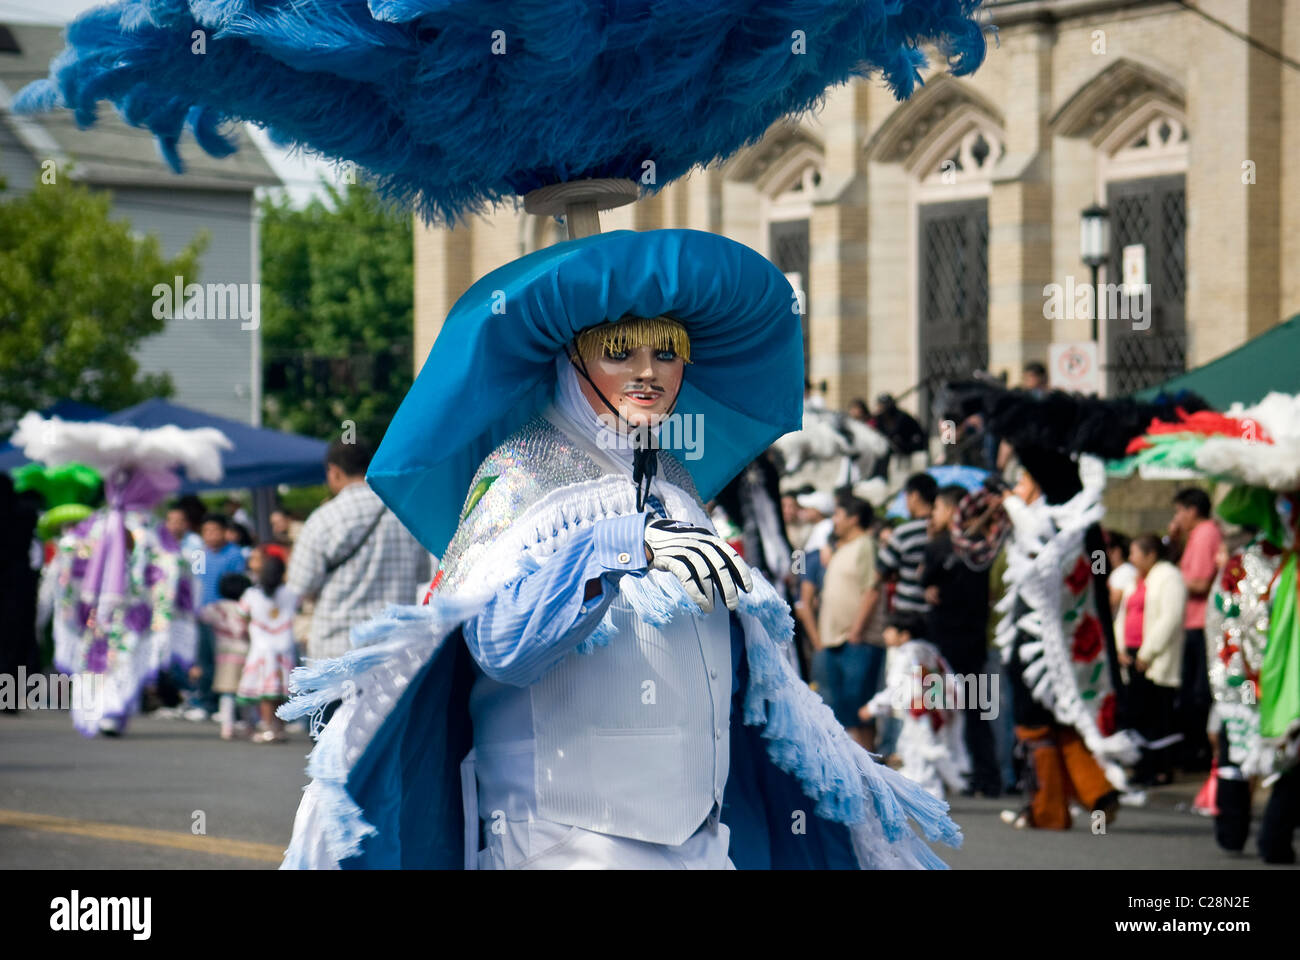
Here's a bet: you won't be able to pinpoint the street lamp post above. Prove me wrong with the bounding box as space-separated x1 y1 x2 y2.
1080 204 1111 344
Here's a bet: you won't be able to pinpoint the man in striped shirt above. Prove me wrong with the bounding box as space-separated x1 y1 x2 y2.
877 473 937 615
288 439 431 660
850 472 936 641
849 473 935 756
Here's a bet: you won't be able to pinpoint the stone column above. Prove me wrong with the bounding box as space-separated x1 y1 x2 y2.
1186 0 1280 365
1245 0 1282 339
412 219 474 374
412 204 525 374
864 159 912 404
1281 0 1300 320
806 83 872 408
986 24 1053 386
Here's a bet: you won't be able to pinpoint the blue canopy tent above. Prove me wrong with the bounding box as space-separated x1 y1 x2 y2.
884 464 990 519
1 398 327 491
41 400 108 422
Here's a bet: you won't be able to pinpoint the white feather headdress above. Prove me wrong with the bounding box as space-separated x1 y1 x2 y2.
1195 392 1300 492
13 412 232 484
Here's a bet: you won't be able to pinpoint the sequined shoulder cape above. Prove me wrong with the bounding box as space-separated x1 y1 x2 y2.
433 411 703 598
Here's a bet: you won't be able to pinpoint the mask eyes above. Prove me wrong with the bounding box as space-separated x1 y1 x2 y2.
603 347 679 363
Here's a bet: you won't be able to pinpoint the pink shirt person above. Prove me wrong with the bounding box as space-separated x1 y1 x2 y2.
1124 579 1147 650
1180 518 1221 630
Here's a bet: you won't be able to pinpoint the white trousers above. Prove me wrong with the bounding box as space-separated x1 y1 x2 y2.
479 816 734 870
461 747 734 869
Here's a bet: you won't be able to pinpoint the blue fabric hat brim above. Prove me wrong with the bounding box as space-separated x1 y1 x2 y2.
369 229 804 557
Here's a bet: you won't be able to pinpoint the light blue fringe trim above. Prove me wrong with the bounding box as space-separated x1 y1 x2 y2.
574 568 692 654
278 600 475 868
737 573 795 646
574 609 620 656
279 602 473 725
736 590 961 852
293 723 378 867
619 568 701 625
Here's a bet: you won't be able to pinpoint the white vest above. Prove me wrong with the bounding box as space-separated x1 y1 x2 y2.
472 592 732 847
466 408 733 847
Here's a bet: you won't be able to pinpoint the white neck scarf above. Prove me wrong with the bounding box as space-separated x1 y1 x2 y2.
550 353 665 479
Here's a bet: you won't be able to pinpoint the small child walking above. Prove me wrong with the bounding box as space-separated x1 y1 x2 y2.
236 556 298 744
199 572 253 740
859 611 971 800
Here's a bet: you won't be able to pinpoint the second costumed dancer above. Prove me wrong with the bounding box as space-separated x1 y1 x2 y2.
1114 392 1300 862
952 386 1202 829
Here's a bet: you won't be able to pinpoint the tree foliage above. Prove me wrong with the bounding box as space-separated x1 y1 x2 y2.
0 178 203 431
259 180 413 445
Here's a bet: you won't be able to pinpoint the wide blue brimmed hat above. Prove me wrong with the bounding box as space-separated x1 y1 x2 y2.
369 228 803 556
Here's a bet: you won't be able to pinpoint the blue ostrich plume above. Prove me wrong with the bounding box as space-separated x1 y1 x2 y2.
15 0 991 223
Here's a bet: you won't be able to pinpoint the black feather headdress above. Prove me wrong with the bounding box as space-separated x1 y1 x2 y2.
948 382 1210 504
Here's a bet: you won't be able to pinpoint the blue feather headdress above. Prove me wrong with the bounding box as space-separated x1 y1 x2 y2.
16 0 990 223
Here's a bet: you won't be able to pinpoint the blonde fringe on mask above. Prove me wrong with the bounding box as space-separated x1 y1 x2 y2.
572 315 692 367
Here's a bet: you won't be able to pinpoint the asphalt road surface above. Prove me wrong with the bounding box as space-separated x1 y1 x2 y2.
1 709 306 869
1 709 1293 870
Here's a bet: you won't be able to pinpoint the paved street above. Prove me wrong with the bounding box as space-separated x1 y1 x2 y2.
943 789 1294 870
1 709 308 869
0 708 1294 870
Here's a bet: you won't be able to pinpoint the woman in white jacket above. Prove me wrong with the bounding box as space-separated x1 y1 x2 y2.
1113 534 1188 787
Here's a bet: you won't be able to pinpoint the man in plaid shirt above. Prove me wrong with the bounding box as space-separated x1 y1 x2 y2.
288 438 432 660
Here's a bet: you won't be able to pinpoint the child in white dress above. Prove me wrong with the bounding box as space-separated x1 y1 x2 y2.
199 572 252 740
859 611 971 799
236 556 298 743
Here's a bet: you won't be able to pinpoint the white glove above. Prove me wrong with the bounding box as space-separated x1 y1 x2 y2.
644 518 753 613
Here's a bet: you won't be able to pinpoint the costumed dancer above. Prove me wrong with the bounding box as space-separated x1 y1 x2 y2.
860 611 971 800
12 413 230 736
996 455 1127 828
16 0 992 863
952 387 1200 829
279 236 964 869
1206 494 1286 856
1113 393 1300 862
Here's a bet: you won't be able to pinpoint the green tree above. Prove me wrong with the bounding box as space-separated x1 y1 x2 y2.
259 180 413 444
0 177 204 431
